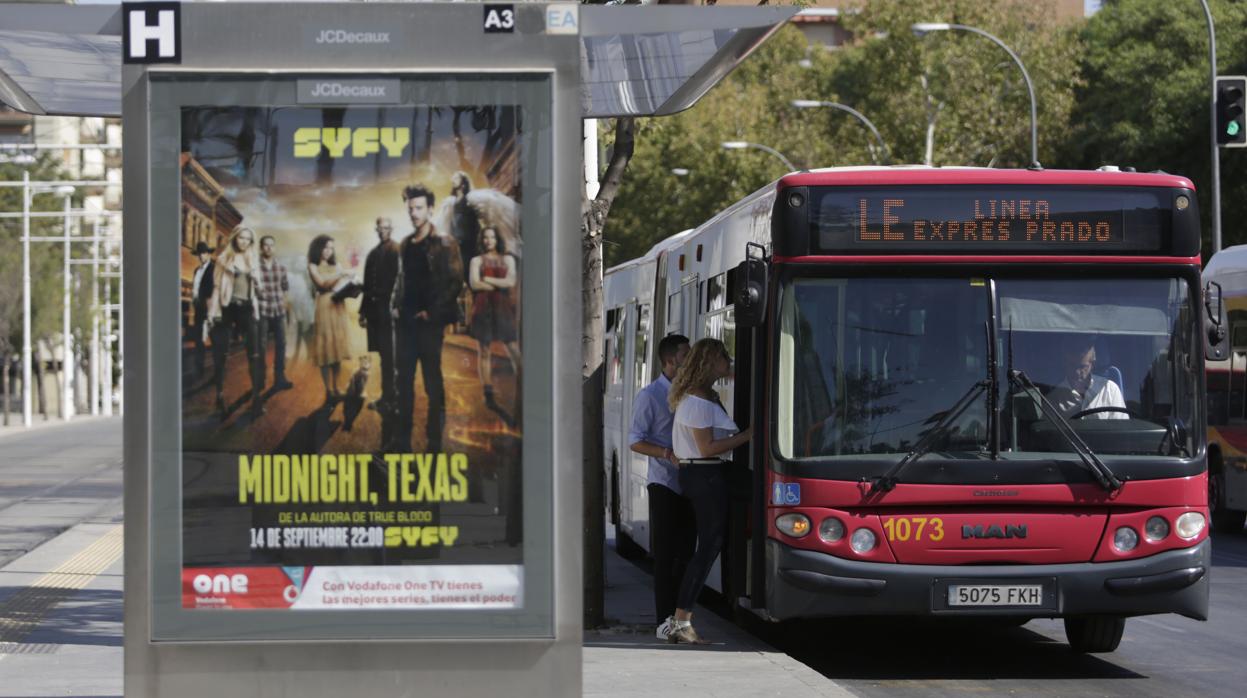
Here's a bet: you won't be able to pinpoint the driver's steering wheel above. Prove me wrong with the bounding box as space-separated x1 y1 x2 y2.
1070 406 1139 420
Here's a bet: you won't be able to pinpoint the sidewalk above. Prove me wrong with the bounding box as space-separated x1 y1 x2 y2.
0 413 114 440
0 499 123 697
0 501 852 697
583 534 855 698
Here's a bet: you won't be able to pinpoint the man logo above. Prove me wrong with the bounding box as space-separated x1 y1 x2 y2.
192 573 249 595
122 2 182 64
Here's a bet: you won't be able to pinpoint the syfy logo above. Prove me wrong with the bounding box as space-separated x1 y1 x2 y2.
192 573 249 595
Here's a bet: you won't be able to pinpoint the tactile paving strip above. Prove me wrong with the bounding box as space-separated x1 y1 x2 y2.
0 525 123 654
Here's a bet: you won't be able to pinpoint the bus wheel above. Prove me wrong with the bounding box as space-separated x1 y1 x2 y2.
1064 616 1125 653
1210 469 1246 534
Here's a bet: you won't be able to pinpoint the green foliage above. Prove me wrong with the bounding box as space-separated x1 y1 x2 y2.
604 1 1083 266
0 153 97 357
1062 0 1247 251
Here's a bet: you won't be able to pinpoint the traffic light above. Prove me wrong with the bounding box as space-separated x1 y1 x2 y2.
1217 75 1247 148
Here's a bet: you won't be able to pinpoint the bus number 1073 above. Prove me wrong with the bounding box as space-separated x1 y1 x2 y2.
881 517 945 542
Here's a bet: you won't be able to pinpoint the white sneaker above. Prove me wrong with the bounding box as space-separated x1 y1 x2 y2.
655 616 674 640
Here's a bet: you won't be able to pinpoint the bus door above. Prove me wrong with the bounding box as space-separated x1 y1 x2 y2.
625 300 653 546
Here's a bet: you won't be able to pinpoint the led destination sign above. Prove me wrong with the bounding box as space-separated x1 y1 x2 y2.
810 186 1174 254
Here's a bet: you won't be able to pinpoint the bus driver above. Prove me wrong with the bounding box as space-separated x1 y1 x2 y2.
1048 337 1127 420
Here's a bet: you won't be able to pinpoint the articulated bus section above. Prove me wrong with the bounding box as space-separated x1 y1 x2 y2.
605 166 1215 653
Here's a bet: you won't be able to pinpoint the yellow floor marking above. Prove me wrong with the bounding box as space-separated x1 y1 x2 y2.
0 525 123 652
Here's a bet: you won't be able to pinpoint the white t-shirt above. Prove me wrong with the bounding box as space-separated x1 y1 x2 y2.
673 395 739 460
1052 375 1127 420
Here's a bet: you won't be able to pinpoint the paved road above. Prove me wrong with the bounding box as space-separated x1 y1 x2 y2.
0 418 123 568
747 531 1247 697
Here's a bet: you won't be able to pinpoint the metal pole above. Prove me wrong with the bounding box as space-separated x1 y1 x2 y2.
103 267 112 417
91 220 100 416
951 24 1040 168
118 239 124 416
61 195 72 421
21 171 31 427
1199 0 1221 253
793 100 891 164
749 142 796 171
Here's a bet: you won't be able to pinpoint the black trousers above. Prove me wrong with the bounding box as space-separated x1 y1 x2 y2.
396 317 445 451
648 483 696 624
259 315 287 385
675 464 729 611
192 299 208 377
211 301 263 404
372 315 397 405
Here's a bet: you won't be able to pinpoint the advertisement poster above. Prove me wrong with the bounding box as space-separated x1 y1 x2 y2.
178 104 523 610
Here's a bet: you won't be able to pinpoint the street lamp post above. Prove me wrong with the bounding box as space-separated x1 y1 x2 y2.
912 22 1040 169
61 193 72 421
21 176 75 427
791 100 891 164
1197 0 1222 252
721 141 796 172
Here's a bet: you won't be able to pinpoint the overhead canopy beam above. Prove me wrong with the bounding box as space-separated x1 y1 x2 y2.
0 4 795 119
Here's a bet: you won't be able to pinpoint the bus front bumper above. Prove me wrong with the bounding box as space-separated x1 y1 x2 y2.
765 537 1210 621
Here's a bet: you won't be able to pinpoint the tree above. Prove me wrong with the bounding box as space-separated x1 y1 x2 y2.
1061 0 1247 252
604 4 1083 266
0 152 80 421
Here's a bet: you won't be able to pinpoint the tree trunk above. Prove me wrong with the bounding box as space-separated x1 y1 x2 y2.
34 352 47 421
583 117 635 628
2 352 10 427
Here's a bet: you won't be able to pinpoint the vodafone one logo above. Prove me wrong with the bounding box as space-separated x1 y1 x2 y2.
192 573 249 595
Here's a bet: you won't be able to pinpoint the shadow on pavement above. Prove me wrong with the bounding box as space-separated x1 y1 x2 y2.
757 616 1146 682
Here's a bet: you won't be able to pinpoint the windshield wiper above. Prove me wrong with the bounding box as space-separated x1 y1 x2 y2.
1008 369 1124 492
871 380 988 494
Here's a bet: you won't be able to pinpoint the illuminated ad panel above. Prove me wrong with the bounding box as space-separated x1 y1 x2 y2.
178 102 525 612
811 186 1176 254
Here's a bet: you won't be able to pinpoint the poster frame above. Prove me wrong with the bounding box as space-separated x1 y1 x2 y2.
144 71 556 642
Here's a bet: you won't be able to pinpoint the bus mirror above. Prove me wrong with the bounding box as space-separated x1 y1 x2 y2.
736 243 768 328
1205 280 1228 361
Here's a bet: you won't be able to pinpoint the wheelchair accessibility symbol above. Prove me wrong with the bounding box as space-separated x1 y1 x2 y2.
783 483 800 505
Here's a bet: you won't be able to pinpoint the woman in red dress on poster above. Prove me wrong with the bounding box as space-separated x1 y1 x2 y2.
468 227 520 409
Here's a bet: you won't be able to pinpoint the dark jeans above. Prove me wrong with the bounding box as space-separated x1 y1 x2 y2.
373 315 397 405
648 483 697 624
675 464 729 611
259 315 287 385
396 317 445 451
192 300 208 377
211 301 263 404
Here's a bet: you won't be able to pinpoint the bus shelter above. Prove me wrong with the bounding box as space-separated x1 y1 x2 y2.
118 2 792 696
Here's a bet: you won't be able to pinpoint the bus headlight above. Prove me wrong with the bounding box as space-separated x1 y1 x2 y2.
818 517 845 543
1175 512 1206 540
849 528 877 554
776 513 811 538
1144 516 1170 541
1113 526 1139 552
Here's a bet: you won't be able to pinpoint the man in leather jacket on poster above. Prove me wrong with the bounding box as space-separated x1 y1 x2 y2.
391 184 464 453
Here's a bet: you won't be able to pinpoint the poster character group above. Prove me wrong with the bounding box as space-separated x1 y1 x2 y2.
178 105 523 610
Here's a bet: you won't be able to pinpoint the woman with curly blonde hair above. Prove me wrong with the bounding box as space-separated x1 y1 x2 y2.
664 337 752 644
206 225 266 418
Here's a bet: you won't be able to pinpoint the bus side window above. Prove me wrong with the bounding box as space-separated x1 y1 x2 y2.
633 303 651 391
667 292 681 333
1231 325 1247 421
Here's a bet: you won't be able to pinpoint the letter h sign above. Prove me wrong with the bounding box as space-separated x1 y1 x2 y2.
123 2 182 64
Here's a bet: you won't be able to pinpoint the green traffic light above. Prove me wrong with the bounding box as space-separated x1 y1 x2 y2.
1230 121 1242 137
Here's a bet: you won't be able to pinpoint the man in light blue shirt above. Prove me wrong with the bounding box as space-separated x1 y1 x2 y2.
628 333 692 640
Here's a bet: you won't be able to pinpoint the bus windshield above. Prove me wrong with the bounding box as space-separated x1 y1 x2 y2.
777 276 1197 464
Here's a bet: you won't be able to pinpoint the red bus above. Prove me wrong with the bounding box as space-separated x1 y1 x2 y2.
603 167 1220 653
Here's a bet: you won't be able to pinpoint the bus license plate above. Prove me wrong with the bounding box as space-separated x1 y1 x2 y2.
948 584 1043 607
